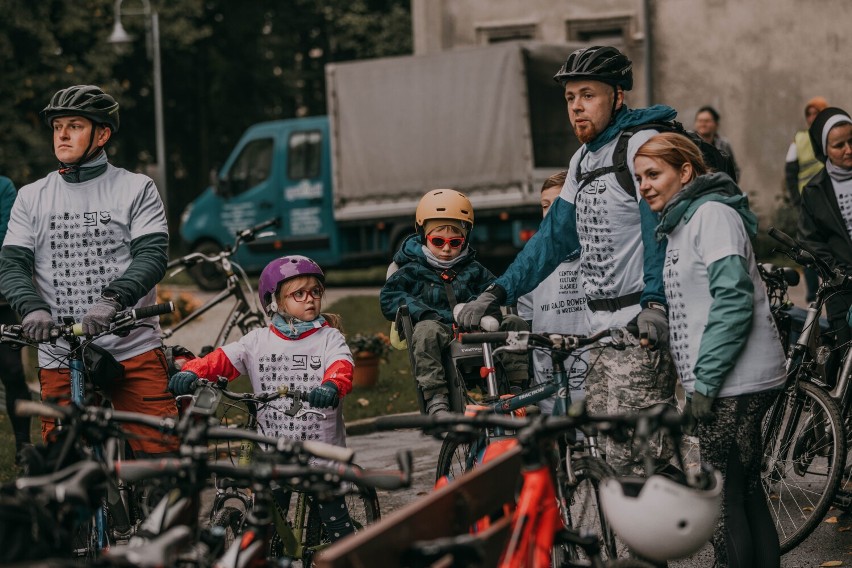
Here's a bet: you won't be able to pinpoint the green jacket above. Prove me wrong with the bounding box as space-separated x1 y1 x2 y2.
657 172 758 398
380 234 495 324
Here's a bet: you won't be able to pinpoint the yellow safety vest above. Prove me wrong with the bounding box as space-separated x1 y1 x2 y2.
794 130 824 192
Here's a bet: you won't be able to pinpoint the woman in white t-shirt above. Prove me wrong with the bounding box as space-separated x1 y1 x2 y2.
169 255 356 541
634 133 784 568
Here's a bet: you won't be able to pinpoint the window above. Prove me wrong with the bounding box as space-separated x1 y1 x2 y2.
565 14 633 45
227 138 274 195
476 21 538 44
288 131 322 179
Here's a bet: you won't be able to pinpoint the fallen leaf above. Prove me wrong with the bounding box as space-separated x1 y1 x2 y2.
839 526 850 532
826 517 839 524
356 398 370 407
819 561 842 567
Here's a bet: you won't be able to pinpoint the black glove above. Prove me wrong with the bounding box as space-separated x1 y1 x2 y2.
169 370 199 396
82 296 122 336
636 303 669 350
456 285 505 329
308 382 339 409
691 391 716 423
22 310 54 342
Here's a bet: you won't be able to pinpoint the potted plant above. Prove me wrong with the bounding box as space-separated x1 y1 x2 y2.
347 332 391 388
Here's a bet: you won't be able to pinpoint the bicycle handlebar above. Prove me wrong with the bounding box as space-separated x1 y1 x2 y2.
375 403 684 443
768 226 848 285
116 450 412 491
166 217 280 269
458 327 614 351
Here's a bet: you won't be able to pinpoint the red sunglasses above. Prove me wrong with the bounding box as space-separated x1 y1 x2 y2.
426 234 465 249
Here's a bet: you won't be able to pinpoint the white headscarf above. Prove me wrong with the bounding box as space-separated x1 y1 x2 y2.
822 114 852 182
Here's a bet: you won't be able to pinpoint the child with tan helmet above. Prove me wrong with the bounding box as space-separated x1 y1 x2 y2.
380 189 528 414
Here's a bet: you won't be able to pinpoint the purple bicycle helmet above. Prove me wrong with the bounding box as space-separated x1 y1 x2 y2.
258 255 325 312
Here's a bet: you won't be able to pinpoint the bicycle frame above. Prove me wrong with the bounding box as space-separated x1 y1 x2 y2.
160 258 266 348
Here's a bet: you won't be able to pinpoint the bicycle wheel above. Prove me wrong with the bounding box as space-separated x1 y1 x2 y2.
303 483 381 566
556 456 630 563
435 434 482 482
210 505 246 550
761 380 845 552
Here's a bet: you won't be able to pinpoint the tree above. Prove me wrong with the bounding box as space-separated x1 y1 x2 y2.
0 0 411 237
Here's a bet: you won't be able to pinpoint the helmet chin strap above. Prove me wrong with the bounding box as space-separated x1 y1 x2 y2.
58 126 103 181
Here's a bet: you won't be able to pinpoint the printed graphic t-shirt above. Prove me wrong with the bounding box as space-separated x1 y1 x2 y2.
663 202 785 397
517 258 588 414
4 165 167 367
561 129 658 333
221 326 354 447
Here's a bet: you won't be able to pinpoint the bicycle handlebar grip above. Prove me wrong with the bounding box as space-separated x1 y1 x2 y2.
14 400 68 420
240 217 280 240
116 458 184 482
768 226 797 249
131 301 175 320
374 413 436 430
301 440 355 463
458 331 509 344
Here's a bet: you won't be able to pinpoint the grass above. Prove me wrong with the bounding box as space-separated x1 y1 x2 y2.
326 295 419 422
0 292 417 482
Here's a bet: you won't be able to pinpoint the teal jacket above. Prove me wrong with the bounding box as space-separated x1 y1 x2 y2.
380 234 495 324
656 172 757 398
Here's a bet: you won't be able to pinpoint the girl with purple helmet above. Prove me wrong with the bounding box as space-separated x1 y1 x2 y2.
169 254 356 540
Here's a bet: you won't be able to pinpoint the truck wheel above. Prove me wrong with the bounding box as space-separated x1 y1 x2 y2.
188 240 227 291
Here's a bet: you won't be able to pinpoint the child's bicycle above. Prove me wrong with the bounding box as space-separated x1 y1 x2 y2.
160 218 277 354
195 379 381 566
321 404 721 568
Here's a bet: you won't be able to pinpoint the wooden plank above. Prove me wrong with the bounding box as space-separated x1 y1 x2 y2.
316 443 522 568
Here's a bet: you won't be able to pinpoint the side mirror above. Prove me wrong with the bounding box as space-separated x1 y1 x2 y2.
211 168 232 198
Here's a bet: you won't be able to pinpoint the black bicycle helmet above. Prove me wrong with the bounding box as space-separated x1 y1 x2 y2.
553 46 633 91
40 85 120 133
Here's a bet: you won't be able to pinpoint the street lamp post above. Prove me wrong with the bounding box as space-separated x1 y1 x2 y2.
108 0 167 215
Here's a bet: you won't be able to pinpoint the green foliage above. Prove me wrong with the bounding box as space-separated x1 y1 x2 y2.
0 0 412 232
348 332 392 359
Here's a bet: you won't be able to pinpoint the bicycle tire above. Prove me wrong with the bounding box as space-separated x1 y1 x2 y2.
210 505 245 551
761 380 846 552
435 434 481 482
303 483 381 566
557 456 630 563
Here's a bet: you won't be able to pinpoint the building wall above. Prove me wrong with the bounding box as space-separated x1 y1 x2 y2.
412 0 852 222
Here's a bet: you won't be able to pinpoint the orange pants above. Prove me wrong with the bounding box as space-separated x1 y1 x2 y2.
39 347 179 456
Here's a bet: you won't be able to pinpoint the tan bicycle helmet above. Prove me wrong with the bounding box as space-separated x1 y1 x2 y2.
415 189 474 239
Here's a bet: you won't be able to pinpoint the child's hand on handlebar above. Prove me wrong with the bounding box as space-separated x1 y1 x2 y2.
308 382 339 409
169 370 200 395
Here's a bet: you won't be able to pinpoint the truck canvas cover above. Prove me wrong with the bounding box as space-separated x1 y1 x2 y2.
327 42 575 204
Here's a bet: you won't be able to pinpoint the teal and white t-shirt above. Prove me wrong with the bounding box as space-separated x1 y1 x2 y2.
663 202 785 397
517 258 588 414
562 129 659 333
4 165 167 368
221 325 353 447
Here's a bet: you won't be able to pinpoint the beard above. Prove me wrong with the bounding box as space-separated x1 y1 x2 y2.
572 119 601 144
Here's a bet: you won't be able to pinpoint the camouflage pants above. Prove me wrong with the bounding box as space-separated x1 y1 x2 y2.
411 315 529 396
697 390 780 568
585 338 677 475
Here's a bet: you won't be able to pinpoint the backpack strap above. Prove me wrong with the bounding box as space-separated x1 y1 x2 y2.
574 121 684 201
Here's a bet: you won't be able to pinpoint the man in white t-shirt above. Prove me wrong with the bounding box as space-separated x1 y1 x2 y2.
0 85 177 458
517 171 588 415
458 46 678 475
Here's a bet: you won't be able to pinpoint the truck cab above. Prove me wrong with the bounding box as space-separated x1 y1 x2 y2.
179 116 342 288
